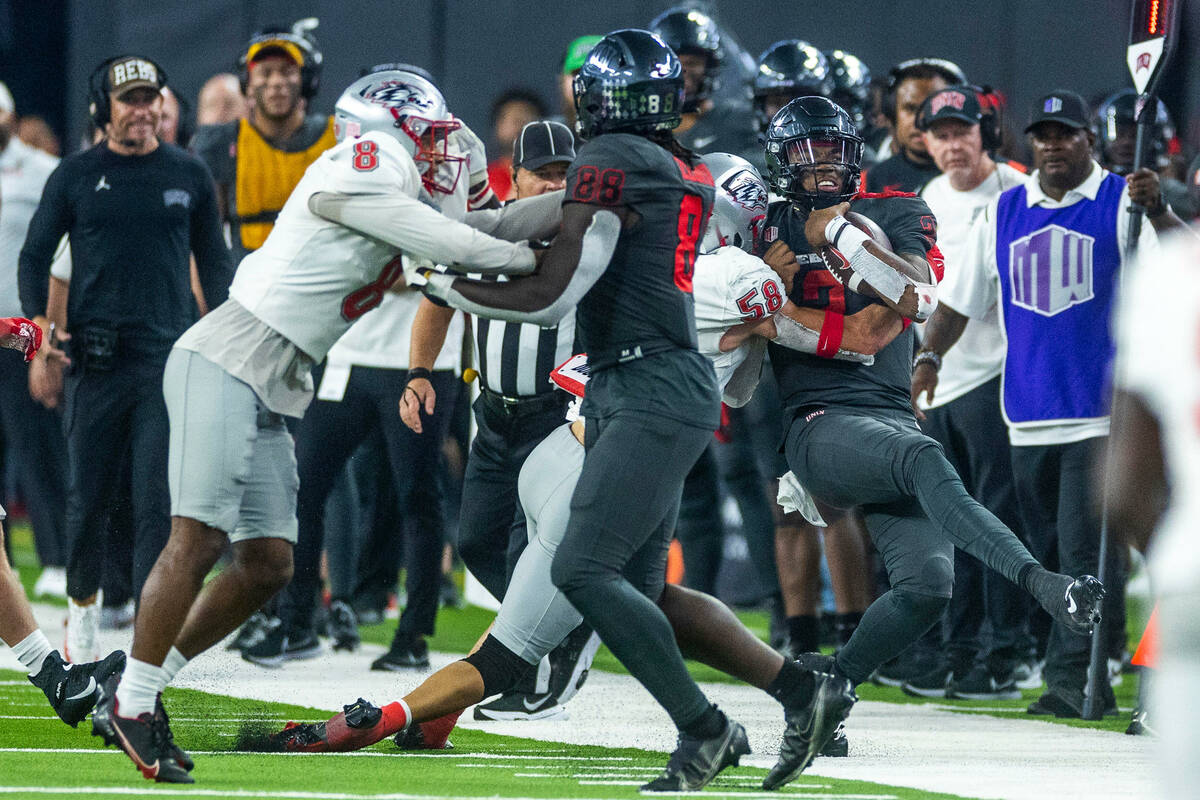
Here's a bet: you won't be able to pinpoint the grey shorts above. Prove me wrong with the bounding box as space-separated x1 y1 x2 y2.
491 423 586 664
163 348 299 544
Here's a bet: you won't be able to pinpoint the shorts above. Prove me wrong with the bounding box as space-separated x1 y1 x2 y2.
163 348 299 543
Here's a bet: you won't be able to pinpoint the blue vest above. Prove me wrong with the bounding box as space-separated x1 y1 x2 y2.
994 171 1124 424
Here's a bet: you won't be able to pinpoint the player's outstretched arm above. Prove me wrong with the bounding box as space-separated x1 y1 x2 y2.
464 190 564 242
421 202 623 326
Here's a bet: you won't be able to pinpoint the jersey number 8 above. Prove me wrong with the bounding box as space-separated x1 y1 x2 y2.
342 255 404 321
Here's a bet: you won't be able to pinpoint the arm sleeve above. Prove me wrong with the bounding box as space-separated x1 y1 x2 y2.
18 162 71 319
939 198 999 319
463 189 564 241
189 160 235 309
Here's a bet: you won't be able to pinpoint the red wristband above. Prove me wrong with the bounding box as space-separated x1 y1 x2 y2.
816 311 845 358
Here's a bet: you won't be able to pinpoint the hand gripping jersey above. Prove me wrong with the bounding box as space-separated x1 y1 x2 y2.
760 191 939 414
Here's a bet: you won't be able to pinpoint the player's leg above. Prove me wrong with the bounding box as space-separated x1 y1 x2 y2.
674 444 724 595
774 514 822 654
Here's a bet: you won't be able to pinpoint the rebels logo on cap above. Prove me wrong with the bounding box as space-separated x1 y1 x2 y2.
930 91 966 115
110 58 159 89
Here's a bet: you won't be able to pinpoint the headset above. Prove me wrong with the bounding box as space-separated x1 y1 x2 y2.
237 27 323 100
882 57 967 120
916 83 1006 153
87 54 168 128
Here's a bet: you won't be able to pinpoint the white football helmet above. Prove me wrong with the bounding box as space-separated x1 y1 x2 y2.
333 69 464 195
700 153 768 254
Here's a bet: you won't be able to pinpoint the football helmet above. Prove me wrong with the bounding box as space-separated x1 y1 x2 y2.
1094 88 1175 174
648 7 723 111
700 153 767 254
573 29 684 140
765 96 864 211
334 69 464 196
753 41 833 134
824 50 871 133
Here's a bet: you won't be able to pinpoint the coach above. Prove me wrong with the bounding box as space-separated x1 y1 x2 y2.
917 90 1185 717
18 55 232 661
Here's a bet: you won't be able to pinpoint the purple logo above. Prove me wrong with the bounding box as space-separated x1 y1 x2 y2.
1009 224 1094 316
1043 97 1063 113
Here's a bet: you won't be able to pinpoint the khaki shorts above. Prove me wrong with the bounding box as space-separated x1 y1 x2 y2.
163 348 298 543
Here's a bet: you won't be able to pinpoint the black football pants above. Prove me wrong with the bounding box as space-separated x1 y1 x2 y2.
784 406 1040 686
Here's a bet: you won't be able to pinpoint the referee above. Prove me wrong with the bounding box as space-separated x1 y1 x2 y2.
18 55 232 662
403 120 585 718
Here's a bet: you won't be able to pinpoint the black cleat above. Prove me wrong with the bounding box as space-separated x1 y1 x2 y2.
30 649 126 727
371 636 430 671
641 713 750 793
765 669 857 790
226 611 276 652
820 723 849 758
242 626 321 668
91 674 192 783
327 600 360 652
1059 576 1105 635
155 695 193 771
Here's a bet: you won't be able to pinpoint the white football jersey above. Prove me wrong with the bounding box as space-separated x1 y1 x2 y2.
226 131 421 362
1115 234 1200 596
693 245 786 392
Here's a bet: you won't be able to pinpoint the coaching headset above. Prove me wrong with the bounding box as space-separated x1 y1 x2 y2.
87 54 169 128
883 57 967 121
237 25 323 101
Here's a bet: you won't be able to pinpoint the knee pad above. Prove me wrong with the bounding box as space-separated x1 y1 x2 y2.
461 634 534 697
892 587 951 626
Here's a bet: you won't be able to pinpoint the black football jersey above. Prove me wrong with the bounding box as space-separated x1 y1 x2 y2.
759 192 938 415
566 133 721 427
863 151 941 194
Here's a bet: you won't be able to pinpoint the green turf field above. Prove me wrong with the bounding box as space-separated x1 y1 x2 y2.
0 668 970 800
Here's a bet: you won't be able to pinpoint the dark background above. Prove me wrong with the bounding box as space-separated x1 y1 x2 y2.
2 0 1197 159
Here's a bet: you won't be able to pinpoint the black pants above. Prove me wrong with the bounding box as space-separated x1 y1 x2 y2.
457 390 569 601
785 406 1039 686
552 409 713 730
62 356 170 602
281 365 456 640
1011 439 1125 700
675 443 723 595
920 377 1032 673
0 350 69 566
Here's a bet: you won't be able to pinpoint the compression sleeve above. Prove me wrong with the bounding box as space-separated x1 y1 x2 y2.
463 190 564 242
423 209 620 326
308 191 536 275
773 310 874 364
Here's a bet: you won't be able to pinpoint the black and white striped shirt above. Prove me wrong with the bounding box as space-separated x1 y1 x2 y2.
469 274 576 397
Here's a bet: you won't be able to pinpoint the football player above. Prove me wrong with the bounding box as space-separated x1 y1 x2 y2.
0 317 126 726
754 95 1107 783
89 69 563 785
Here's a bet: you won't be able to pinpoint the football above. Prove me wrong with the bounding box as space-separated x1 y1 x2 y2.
819 212 893 297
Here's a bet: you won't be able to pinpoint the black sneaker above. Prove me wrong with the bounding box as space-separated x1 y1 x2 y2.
242 626 322 668
641 713 750 792
546 623 602 705
155 695 193 771
371 636 429 671
226 612 276 652
785 653 850 758
871 651 936 688
327 600 360 652
30 649 126 727
947 664 1021 701
821 724 849 758
91 674 192 783
901 665 953 699
764 668 857 790
473 692 567 721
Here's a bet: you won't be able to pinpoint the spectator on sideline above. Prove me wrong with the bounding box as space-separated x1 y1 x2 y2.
196 73 246 126
486 88 547 201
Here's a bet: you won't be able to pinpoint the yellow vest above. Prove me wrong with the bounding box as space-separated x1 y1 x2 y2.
235 117 336 250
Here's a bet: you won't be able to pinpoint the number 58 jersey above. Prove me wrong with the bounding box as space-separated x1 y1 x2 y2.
227 131 431 363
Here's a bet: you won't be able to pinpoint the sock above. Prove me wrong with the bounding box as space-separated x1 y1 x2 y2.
787 615 820 653
12 630 54 675
161 647 189 685
766 658 815 711
681 703 726 740
381 699 410 736
115 658 164 718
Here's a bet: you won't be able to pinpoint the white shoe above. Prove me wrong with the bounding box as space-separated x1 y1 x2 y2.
33 567 68 599
65 590 102 663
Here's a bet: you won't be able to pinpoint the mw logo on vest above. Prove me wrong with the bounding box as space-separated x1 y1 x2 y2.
1008 224 1094 317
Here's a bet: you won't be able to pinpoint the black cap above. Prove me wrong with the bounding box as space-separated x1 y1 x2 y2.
917 87 982 130
513 120 576 170
1025 90 1090 133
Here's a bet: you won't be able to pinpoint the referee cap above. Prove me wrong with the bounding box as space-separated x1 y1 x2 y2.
513 120 576 171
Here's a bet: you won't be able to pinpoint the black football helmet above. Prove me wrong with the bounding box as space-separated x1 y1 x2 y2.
765 96 864 211
573 29 684 140
752 41 833 134
648 7 723 111
1094 88 1175 174
825 50 871 132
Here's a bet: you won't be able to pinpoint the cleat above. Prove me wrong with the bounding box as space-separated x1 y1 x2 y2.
91 674 192 783
242 626 321 668
546 624 602 706
155 696 193 771
272 698 406 753
641 712 750 792
227 611 276 652
947 664 1021 701
327 600 360 652
30 649 126 727
821 723 848 758
764 669 857 790
473 692 567 722
371 636 429 671
394 711 459 751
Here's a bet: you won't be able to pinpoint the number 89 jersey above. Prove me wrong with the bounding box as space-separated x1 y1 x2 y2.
228 131 426 362
565 133 715 360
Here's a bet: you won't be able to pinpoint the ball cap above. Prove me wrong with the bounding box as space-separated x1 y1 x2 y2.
917 87 981 130
1025 89 1089 133
107 57 164 98
562 35 604 75
513 120 576 170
